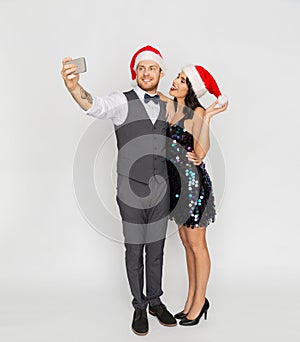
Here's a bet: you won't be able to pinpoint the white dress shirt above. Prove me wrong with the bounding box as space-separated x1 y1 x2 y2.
84 86 161 125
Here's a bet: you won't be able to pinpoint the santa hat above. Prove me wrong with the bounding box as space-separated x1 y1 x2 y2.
182 64 228 107
130 45 166 84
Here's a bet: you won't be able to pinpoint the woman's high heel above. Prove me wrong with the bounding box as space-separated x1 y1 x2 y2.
179 298 210 326
174 310 187 320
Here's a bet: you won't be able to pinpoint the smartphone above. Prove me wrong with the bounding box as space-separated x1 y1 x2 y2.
66 57 87 74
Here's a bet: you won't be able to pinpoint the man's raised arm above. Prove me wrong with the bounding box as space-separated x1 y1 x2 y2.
61 57 93 111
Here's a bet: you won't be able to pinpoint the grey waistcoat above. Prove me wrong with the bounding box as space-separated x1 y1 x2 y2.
114 90 168 184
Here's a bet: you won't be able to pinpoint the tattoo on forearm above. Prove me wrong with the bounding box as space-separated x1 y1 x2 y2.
80 87 93 104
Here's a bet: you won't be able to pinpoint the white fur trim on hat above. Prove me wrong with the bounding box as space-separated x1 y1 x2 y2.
182 64 207 98
134 51 166 72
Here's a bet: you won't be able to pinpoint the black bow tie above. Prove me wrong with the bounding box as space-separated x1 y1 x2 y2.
144 93 160 104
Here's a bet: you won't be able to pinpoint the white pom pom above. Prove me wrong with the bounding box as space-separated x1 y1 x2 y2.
214 95 228 108
218 95 228 105
131 79 137 87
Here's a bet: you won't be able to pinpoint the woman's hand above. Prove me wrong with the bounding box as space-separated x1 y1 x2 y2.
186 151 203 165
205 100 228 119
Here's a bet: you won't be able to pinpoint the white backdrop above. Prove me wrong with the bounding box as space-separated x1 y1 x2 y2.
1 0 299 341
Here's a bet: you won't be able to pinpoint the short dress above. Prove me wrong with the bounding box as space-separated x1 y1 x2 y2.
166 115 216 228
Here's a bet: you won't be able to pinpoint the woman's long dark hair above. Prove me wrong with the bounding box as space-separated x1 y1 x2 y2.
174 77 205 118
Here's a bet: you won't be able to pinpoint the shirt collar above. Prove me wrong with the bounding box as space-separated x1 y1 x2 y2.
133 85 158 102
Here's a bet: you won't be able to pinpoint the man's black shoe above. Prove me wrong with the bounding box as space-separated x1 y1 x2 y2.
149 303 177 327
131 308 149 336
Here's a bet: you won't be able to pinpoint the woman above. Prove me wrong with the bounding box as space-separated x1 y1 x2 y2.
159 64 228 326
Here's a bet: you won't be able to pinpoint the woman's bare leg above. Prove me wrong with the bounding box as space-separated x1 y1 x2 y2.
185 226 211 319
178 225 195 313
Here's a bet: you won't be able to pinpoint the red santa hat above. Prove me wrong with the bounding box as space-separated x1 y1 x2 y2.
182 64 228 107
130 45 166 84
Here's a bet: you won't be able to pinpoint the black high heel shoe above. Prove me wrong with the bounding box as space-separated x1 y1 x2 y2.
179 298 210 326
174 310 187 320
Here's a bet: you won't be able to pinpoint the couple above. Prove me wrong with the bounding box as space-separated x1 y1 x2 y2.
61 45 228 336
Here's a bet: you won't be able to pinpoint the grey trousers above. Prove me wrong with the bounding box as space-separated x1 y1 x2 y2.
116 175 169 310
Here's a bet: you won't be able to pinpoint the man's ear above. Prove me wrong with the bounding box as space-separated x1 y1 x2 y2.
160 70 165 79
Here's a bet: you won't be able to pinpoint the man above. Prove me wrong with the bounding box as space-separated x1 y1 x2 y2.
61 45 177 336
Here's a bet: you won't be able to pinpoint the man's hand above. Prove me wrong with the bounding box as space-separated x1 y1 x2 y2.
186 151 203 165
61 57 80 92
60 57 92 111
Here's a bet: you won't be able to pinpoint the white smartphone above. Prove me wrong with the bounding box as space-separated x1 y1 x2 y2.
66 57 87 74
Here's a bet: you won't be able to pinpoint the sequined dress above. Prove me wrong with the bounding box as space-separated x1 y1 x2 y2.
166 116 216 228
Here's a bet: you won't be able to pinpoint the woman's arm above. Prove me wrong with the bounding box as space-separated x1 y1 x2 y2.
157 91 171 102
157 91 178 123
189 101 229 164
188 101 228 165
192 107 210 161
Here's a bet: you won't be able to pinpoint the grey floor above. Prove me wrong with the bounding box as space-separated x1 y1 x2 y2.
1 283 299 342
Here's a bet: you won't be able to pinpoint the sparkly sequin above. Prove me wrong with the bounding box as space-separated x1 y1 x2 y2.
166 116 216 229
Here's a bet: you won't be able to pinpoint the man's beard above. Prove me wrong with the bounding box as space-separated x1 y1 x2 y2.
137 79 159 93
